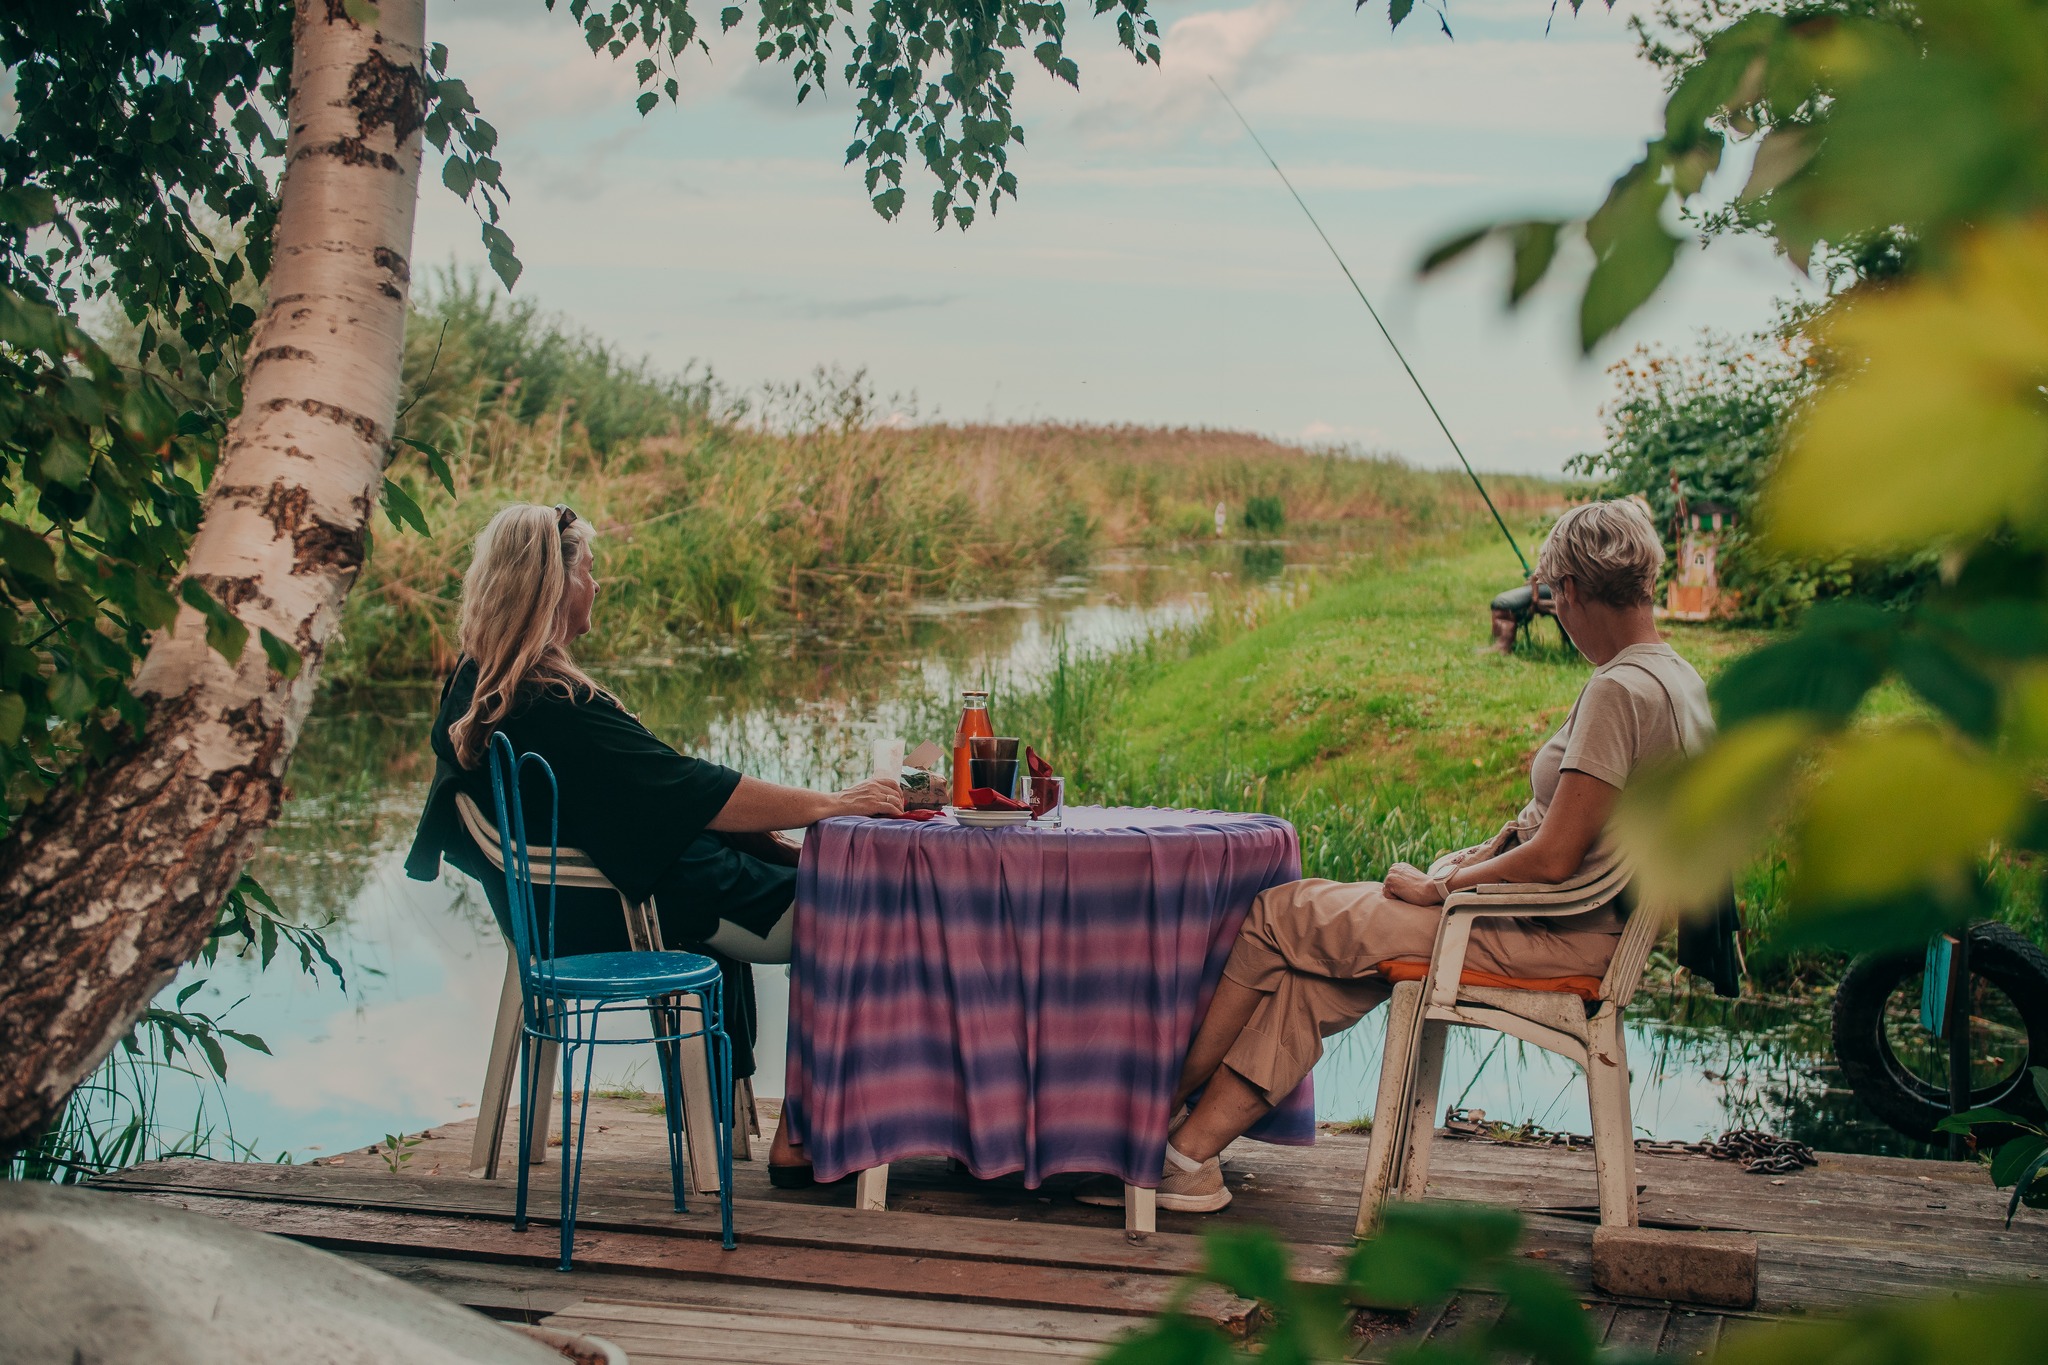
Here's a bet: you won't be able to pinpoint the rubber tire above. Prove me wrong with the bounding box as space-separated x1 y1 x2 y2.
1832 922 2048 1146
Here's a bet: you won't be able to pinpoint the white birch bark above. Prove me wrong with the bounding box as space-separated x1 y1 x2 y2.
0 0 427 1149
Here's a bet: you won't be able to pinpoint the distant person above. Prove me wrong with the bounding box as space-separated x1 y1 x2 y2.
404 502 902 1184
1080 498 1711 1214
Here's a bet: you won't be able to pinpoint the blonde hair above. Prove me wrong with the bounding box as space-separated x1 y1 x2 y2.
448 503 609 769
1536 498 1664 609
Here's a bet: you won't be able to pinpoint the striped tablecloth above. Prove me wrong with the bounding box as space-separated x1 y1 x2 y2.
783 805 1314 1188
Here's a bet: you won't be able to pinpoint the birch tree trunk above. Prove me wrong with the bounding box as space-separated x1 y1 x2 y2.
0 0 426 1152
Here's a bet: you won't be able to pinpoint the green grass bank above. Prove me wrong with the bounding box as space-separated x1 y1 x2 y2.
1026 531 1767 884
1011 532 2044 962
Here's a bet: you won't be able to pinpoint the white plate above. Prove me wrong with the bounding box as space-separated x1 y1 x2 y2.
950 806 1032 826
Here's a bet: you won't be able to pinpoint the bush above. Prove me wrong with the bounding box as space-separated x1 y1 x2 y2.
1242 494 1286 534
1570 327 1935 625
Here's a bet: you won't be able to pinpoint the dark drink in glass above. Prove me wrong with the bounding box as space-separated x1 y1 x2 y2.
968 735 1020 800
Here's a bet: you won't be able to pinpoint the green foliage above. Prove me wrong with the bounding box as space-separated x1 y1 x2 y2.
340 310 1510 681
1935 1067 2048 1225
1409 0 2048 956
1243 495 1287 535
1414 0 2048 347
0 281 237 831
538 0 1159 227
0 0 1168 829
399 270 716 459
1569 328 1936 625
1095 1180 2048 1365
1100 1205 1598 1365
377 1130 423 1173
1715 1287 2048 1365
1622 539 2048 945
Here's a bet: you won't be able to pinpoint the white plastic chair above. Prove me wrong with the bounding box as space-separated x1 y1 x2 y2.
453 793 759 1189
1356 859 1667 1234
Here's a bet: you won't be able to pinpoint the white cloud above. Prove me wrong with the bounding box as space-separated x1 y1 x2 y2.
1070 0 1305 145
1043 162 1481 190
1245 38 1666 139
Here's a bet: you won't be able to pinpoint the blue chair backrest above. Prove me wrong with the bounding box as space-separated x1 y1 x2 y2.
486 730 563 1006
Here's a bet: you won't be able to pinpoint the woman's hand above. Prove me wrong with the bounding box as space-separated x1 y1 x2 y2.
835 775 906 819
1384 861 1447 907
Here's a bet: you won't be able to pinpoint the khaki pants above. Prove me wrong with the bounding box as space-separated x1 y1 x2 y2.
1217 878 1623 1105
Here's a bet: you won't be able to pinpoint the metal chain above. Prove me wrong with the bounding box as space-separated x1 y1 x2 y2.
1442 1108 1818 1174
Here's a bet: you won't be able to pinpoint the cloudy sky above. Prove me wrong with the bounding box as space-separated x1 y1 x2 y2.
412 0 1809 474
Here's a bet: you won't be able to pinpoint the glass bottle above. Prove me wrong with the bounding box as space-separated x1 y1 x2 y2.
951 690 993 807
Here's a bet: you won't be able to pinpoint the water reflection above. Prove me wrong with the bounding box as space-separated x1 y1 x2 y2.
1315 979 1931 1159
165 535 1920 1163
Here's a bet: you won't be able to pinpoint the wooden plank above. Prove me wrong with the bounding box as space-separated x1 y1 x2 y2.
1429 1292 1505 1343
544 1319 1102 1364
89 1092 2048 1330
563 1295 1117 1348
544 1300 1107 1359
102 1145 2045 1314
561 1325 972 1365
116 1189 1251 1326
1604 1305 1670 1353
553 1326 1071 1365
1353 1303 1445 1362
94 1159 1236 1279
1578 1301 1618 1346
341 1251 1136 1343
1657 1309 1724 1360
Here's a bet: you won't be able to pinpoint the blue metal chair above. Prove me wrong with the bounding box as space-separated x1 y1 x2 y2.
484 731 736 1267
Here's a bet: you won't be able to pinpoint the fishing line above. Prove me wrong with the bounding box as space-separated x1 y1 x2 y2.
1208 77 1531 576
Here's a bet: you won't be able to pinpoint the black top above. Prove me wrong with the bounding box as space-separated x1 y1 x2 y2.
405 660 753 938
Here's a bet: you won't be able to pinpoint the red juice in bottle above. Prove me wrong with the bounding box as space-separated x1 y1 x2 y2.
952 690 993 807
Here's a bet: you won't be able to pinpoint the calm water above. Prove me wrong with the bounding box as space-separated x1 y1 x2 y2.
155 536 1923 1165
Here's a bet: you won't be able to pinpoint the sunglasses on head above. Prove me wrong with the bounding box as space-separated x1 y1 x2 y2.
554 503 576 533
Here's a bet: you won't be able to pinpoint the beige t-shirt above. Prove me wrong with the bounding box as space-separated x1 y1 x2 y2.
1510 642 1714 898
1433 643 1713 924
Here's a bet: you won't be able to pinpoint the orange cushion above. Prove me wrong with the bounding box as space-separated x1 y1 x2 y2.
1374 959 1604 1003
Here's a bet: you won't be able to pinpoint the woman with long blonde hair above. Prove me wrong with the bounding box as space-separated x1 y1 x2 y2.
406 502 900 1181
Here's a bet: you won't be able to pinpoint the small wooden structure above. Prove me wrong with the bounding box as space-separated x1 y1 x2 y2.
92 1095 2048 1362
1663 495 1734 623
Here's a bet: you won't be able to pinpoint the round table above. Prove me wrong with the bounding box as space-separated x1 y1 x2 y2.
783 805 1314 1229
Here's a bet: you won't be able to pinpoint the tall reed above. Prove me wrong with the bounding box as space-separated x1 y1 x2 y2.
334 280 1559 687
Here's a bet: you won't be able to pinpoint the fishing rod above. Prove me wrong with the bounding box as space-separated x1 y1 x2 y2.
1208 77 1531 577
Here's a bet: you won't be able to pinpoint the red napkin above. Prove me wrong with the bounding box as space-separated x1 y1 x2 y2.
889 808 943 821
1025 746 1054 781
968 787 1029 811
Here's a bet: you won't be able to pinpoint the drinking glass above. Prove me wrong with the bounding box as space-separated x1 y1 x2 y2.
968 735 1020 799
1026 774 1064 825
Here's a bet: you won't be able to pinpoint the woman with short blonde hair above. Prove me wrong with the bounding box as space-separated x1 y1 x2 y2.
1080 498 1712 1216
1535 497 1664 610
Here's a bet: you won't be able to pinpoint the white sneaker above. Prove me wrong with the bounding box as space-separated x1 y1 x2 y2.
1155 1150 1232 1212
1074 1140 1232 1214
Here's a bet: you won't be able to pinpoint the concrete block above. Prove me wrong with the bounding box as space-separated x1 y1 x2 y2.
1591 1226 1758 1309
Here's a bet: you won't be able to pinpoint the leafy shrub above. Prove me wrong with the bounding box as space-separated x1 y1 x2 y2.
1242 494 1286 534
1570 327 1935 625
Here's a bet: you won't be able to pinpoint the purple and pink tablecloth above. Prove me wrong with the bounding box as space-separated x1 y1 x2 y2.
784 805 1314 1187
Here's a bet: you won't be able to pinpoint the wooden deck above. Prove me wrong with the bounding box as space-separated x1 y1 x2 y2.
92 1096 2045 1362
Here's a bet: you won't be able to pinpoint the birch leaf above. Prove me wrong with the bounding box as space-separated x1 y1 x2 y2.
1794 726 2027 906
1766 222 2048 556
